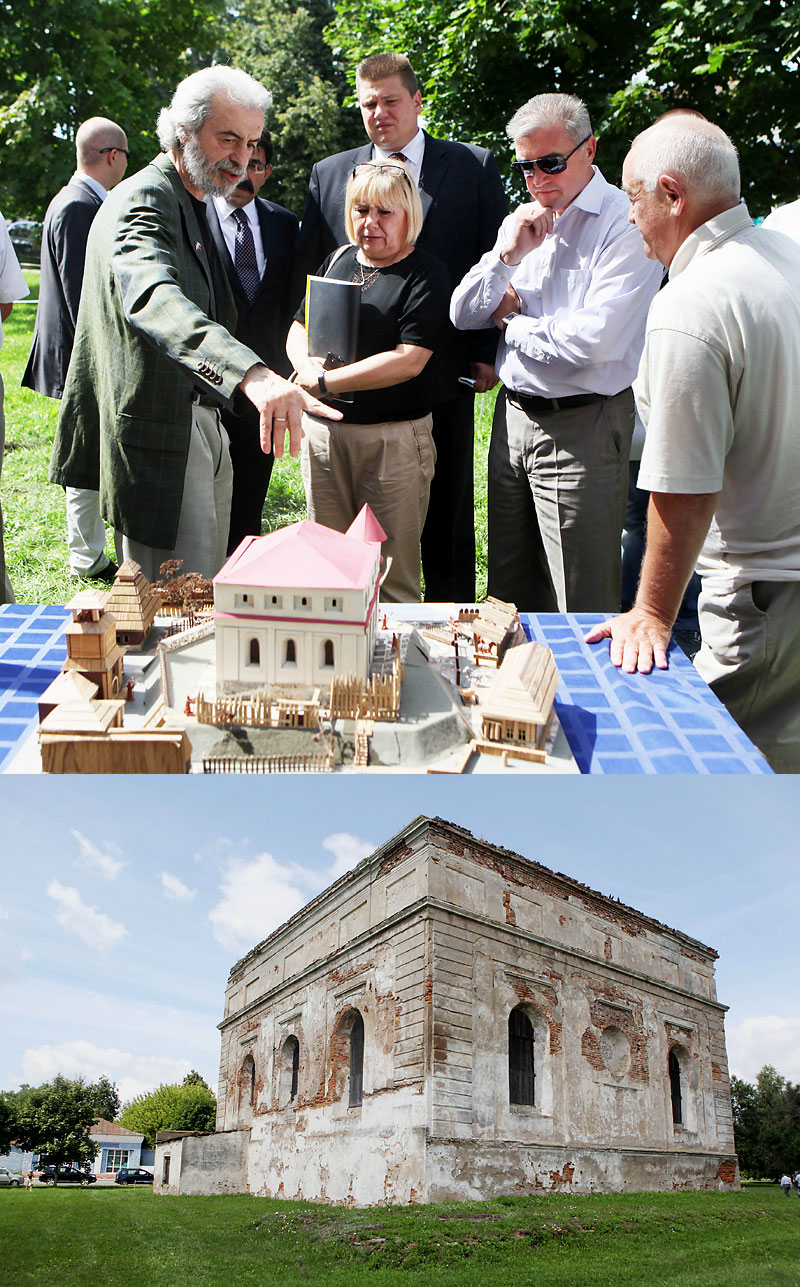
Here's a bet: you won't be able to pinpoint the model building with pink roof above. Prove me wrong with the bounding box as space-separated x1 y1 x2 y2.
213 506 386 690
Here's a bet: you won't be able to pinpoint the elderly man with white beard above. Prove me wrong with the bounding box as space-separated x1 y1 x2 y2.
50 67 338 581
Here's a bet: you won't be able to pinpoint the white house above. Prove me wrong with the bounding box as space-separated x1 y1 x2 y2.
213 507 385 692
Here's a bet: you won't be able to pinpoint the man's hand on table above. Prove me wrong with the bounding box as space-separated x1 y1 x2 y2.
584 607 673 673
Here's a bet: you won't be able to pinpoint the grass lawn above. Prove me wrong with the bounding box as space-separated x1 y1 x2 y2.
1 273 496 606
1 1186 799 1286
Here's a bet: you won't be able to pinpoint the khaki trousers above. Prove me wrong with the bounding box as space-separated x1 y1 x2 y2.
695 578 800 773
116 404 232 582
301 413 436 603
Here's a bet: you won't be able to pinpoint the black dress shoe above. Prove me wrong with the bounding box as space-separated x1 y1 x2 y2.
77 561 119 585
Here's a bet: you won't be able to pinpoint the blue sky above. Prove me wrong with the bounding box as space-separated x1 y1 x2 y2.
1 775 797 1104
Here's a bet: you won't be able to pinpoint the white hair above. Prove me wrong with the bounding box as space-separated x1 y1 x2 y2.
629 118 740 203
157 66 272 153
506 93 592 145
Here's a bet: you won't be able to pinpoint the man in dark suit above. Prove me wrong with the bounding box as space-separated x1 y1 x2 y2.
23 116 129 581
295 52 507 602
206 130 299 553
49 67 338 584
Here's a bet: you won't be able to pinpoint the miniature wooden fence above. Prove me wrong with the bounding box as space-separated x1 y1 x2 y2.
329 671 400 721
195 692 319 729
202 752 333 774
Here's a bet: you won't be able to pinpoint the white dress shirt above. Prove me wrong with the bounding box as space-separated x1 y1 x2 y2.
450 168 662 398
373 128 425 188
0 211 29 351
211 195 266 277
75 171 109 203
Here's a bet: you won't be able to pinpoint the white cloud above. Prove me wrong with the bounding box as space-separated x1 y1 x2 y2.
727 1015 800 1083
208 854 307 956
0 905 9 920
19 1040 199 1104
46 880 128 953
159 871 197 902
70 829 125 881
323 832 374 879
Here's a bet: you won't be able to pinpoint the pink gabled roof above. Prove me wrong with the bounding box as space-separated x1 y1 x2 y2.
215 519 380 591
346 504 386 545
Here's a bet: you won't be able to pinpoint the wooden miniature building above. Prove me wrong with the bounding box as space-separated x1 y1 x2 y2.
39 699 190 774
62 592 125 698
37 670 98 724
480 642 558 750
213 507 385 693
104 559 162 645
471 597 525 666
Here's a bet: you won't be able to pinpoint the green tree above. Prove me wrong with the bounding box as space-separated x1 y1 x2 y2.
182 1069 211 1089
13 1075 100 1180
732 1065 800 1178
0 1097 15 1154
217 0 364 215
327 0 800 214
119 1080 217 1148
0 0 224 219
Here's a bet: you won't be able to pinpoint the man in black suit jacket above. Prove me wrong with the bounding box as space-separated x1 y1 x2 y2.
294 53 507 601
207 130 299 553
23 116 128 581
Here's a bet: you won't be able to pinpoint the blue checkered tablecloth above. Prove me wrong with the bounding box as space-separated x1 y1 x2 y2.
522 614 771 774
0 604 70 770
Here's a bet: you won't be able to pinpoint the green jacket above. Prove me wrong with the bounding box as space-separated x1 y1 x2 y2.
50 153 261 549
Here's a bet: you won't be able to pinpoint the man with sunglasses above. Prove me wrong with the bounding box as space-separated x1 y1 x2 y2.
294 52 507 603
452 93 662 614
23 116 129 583
206 130 299 553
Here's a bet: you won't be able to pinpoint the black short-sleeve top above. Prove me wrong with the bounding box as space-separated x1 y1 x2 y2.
295 244 450 424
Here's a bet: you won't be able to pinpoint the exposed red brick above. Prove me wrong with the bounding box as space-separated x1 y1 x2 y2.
716 1158 738 1185
503 890 517 926
604 936 613 961
581 1028 605 1071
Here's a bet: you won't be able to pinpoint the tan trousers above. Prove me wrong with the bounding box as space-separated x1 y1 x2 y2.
695 578 800 773
116 404 232 582
301 413 436 603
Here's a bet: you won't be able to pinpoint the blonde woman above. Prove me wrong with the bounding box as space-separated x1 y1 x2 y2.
287 162 449 601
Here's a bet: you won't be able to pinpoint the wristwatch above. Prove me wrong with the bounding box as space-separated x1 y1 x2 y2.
318 371 329 396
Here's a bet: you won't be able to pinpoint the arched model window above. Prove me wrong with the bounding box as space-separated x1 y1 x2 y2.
508 1007 535 1106
323 639 335 668
669 1048 683 1124
349 1013 364 1107
284 639 296 665
248 637 260 665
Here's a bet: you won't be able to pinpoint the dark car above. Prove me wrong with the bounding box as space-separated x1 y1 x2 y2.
39 1166 96 1186
7 218 42 261
114 1168 154 1186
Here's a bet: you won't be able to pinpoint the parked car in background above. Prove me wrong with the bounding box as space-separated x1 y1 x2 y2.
38 1165 96 1186
114 1167 154 1185
0 1167 23 1186
7 218 42 260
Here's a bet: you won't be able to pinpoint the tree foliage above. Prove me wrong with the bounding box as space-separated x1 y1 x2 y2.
327 0 800 214
119 1080 217 1148
731 1065 800 1178
9 1075 118 1176
216 0 364 215
0 0 224 219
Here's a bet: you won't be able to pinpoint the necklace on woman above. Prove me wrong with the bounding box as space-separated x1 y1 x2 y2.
353 259 381 291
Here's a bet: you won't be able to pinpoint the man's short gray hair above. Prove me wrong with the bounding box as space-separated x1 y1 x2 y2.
629 117 740 203
506 93 592 145
157 66 272 153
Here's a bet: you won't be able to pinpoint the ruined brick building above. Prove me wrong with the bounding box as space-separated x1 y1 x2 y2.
154 816 738 1202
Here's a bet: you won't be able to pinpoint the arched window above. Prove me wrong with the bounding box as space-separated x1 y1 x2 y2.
240 1051 256 1121
284 639 296 665
248 637 260 665
291 1039 300 1101
323 639 335 668
508 1007 535 1105
669 1049 682 1124
349 1014 364 1107
279 1035 300 1107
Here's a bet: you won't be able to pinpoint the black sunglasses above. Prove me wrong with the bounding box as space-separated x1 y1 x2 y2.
511 134 591 178
99 146 130 159
351 162 413 188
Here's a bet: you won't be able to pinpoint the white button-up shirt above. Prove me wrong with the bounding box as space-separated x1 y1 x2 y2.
0 210 29 352
373 128 425 188
450 167 662 397
211 195 266 277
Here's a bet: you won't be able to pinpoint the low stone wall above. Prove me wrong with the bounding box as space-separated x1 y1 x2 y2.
155 1129 249 1196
